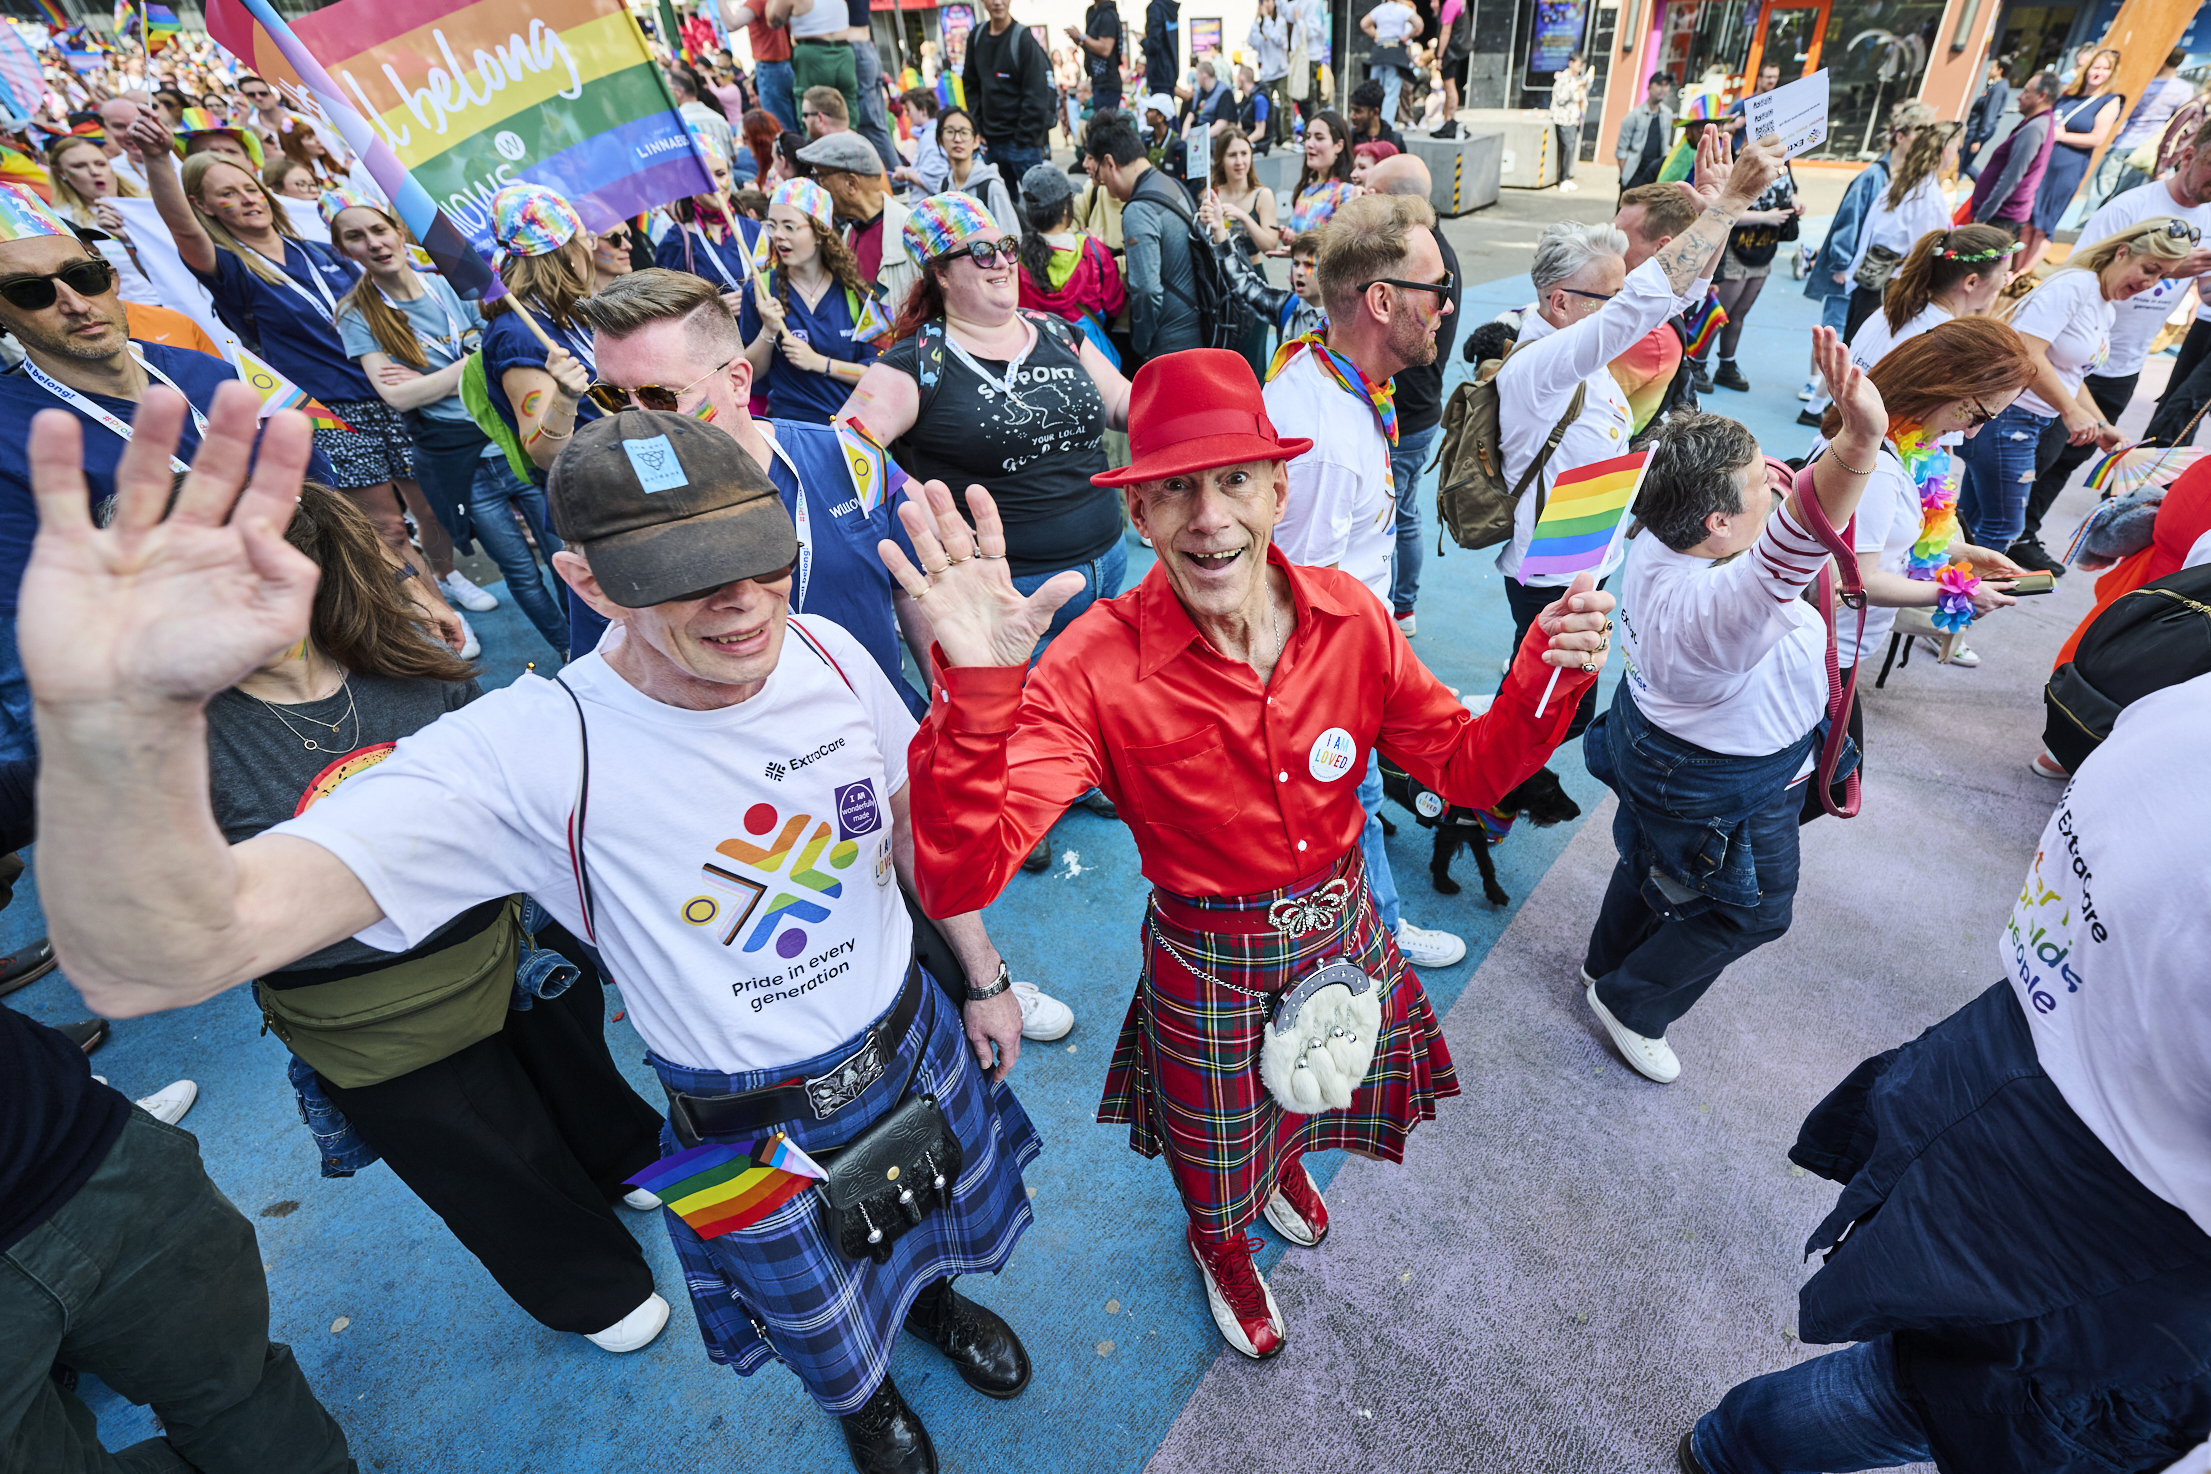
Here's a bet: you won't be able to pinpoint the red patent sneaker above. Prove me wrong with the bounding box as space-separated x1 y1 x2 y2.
1263 1158 1330 1247
1187 1228 1285 1359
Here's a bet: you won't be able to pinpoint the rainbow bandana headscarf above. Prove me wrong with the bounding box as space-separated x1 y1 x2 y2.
770 177 835 230
1268 332 1397 445
490 183 582 271
0 183 80 241
172 108 264 168
317 186 380 227
900 191 997 264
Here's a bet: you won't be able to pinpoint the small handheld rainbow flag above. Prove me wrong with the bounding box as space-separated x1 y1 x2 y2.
1522 450 1648 581
935 74 965 112
626 1133 826 1240
143 3 182 54
229 342 353 430
1682 293 1727 360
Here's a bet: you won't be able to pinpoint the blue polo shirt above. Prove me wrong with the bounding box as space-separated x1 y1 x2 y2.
0 341 334 614
737 279 883 425
480 308 602 445
654 217 763 294
566 419 924 714
192 239 373 404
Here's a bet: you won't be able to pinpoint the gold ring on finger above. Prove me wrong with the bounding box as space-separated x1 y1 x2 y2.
945 553 973 564
1581 658 1598 674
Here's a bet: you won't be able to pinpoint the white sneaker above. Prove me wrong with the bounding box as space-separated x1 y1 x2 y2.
1462 692 1495 716
1585 979 1680 1084
1918 636 1979 667
1011 979 1074 1041
2031 748 2069 780
1797 382 1816 402
135 1079 198 1126
1394 918 1466 969
441 569 498 612
455 611 482 661
1558 178 1578 192
621 1188 662 1211
1395 611 1417 637
584 1292 669 1353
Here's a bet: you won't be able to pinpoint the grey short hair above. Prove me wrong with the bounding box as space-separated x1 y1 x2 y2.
1638 412 1761 551
2023 69 2059 99
1530 220 1629 295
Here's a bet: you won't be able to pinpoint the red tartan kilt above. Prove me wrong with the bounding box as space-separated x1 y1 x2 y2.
1096 848 1460 1239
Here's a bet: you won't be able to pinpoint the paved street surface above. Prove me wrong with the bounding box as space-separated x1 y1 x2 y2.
8 178 2153 1472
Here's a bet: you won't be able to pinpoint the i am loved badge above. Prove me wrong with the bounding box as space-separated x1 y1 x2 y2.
1308 727 1358 782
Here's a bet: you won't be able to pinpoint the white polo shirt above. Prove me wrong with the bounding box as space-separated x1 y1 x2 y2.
1497 257 1699 586
1264 346 1396 607
275 615 918 1075
2073 180 2211 376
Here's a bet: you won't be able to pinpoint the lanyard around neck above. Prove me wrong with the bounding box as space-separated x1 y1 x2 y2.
944 319 1037 401
760 430 813 614
688 222 748 290
25 349 208 474
249 240 338 322
376 274 471 362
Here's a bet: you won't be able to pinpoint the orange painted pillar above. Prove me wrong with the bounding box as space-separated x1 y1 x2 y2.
1916 0 2001 122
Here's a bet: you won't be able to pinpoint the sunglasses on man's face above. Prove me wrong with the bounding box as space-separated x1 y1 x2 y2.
0 258 117 311
584 356 738 414
667 563 796 603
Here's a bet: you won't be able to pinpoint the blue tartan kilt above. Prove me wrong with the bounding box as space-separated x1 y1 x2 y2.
648 974 1042 1415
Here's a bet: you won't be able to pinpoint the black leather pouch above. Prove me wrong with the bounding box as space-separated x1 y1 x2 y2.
821 1094 965 1264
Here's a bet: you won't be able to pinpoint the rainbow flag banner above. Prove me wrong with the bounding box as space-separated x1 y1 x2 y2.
33 0 69 28
205 0 711 294
143 2 181 53
626 1133 827 1240
1522 450 1648 581
1683 292 1727 359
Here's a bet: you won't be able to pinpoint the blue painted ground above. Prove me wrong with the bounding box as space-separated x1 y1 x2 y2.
9 249 1840 1473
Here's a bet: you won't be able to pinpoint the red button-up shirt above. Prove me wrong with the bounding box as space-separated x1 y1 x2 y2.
909 548 1594 914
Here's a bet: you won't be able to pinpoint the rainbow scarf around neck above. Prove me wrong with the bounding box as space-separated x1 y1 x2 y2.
1267 332 1397 445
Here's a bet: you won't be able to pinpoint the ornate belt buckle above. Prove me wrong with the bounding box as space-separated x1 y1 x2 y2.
805 1034 885 1119
1266 878 1353 938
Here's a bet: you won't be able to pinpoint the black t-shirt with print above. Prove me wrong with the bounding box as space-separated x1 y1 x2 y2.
878 317 1119 577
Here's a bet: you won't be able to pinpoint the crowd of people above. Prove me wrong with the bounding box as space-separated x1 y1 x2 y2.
0 11 2207 1474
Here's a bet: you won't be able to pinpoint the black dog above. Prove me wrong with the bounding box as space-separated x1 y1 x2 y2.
1378 761 1582 906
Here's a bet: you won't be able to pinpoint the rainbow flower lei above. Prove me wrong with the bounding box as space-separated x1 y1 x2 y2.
1895 425 1978 633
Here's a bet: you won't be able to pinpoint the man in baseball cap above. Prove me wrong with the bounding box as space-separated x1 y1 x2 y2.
795 130 920 315
23 385 1049 1474
891 347 1618 1361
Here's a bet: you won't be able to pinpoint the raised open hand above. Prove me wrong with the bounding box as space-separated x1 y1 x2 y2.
18 384 319 714
1723 133 1787 207
1811 324 1883 446
878 481 1084 668
1683 124 1734 204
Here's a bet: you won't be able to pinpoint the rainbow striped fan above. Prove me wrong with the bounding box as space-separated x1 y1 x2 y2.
2081 441 2205 500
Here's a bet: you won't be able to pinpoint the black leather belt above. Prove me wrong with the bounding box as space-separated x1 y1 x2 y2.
667 963 926 1147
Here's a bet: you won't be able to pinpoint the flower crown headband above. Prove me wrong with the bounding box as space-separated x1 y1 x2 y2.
1936 235 2021 264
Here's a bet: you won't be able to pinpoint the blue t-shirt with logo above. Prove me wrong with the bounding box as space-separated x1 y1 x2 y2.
0 341 333 614
566 420 924 715
737 280 883 425
335 272 484 424
192 239 374 404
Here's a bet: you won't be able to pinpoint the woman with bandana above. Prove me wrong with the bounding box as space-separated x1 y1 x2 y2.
739 178 894 425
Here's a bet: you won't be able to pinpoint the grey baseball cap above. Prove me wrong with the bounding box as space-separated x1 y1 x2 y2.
795 132 883 175
1020 163 1075 219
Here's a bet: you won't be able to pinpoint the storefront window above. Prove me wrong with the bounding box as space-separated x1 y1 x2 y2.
1813 0 1942 158
1659 0 1754 94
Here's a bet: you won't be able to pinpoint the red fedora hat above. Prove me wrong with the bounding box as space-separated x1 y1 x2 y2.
1092 349 1313 488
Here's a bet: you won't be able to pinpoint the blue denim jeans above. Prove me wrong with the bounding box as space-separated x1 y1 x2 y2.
467 456 569 656
755 58 798 133
1374 63 1408 124
1012 537 1128 656
1691 1336 1933 1474
1956 401 2054 551
1357 752 1402 934
849 41 901 173
985 143 1046 207
1389 423 1439 617
0 611 32 764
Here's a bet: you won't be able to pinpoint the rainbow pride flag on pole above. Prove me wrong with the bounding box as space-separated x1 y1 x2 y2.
142 3 181 53
206 0 712 296
1521 450 1648 581
1682 292 1727 360
626 1134 827 1240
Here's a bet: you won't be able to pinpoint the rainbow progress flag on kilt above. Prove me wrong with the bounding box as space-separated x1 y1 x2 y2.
1521 450 1648 580
206 0 710 294
626 1134 827 1240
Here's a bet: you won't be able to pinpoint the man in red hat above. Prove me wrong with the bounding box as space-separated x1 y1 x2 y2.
881 348 1617 1360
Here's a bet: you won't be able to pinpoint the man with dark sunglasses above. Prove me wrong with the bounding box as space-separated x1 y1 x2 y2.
0 186 301 767
1262 189 1468 972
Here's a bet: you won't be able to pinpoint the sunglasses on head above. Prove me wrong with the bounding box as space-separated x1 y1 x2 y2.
2148 218 2202 244
0 257 117 311
584 356 738 414
947 238 1015 269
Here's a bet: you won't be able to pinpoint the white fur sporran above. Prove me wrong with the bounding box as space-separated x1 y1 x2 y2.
1258 960 1383 1114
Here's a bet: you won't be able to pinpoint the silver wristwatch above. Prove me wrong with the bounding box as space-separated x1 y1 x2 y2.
966 960 1012 1001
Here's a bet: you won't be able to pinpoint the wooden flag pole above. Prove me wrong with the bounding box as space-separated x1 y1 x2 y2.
504 292 560 355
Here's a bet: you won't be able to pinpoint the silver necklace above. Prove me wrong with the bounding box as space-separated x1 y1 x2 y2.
253 675 358 753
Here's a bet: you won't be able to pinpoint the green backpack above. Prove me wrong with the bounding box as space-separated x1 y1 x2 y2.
460 351 539 486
